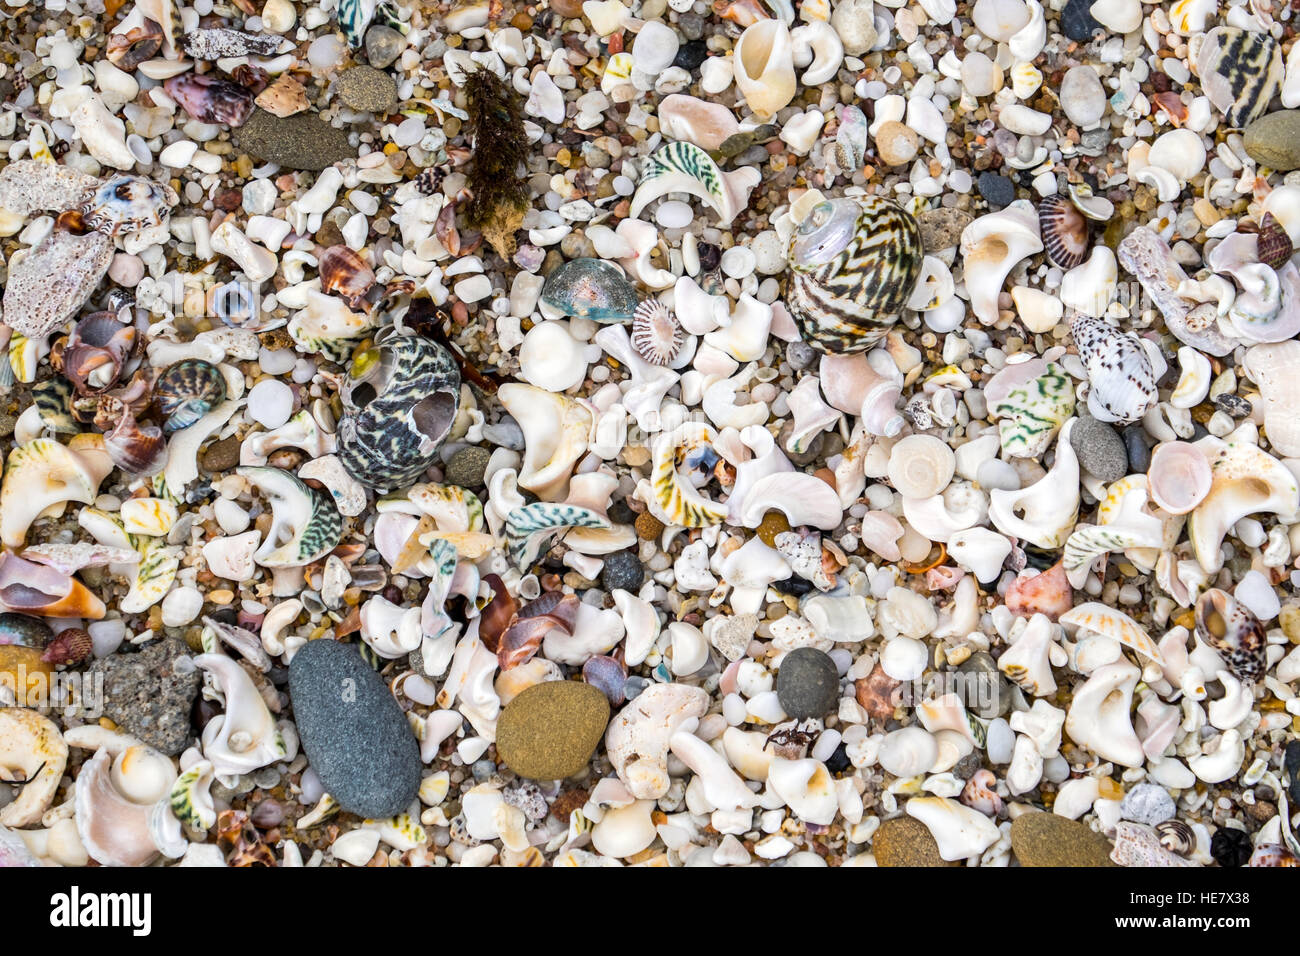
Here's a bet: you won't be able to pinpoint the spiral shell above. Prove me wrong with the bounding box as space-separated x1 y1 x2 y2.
1147 441 1212 515
1255 214 1294 270
1038 194 1089 269
318 244 376 308
1194 587 1266 683
886 434 956 499
105 408 168 476
154 359 228 432
1070 313 1160 424
786 195 924 354
58 311 138 395
1154 819 1194 855
163 73 256 127
107 19 164 71
337 335 462 490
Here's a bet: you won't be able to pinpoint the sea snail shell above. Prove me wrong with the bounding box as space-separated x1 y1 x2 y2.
785 195 924 354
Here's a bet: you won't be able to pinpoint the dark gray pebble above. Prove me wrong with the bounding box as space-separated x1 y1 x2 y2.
1070 414 1128 482
86 637 200 756
1062 0 1103 41
977 172 1016 207
601 550 645 592
1122 424 1152 473
289 639 422 818
776 647 841 719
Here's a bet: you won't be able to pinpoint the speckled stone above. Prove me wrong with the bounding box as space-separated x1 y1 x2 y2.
600 550 644 592
444 445 491 489
337 65 398 113
873 816 957 867
917 207 972 252
289 638 422 818
1070 414 1128 481
1061 0 1103 41
977 171 1016 207
234 109 357 171
86 637 200 756
1120 783 1177 826
1244 111 1300 171
201 434 242 473
1011 812 1115 866
776 647 841 719
496 681 609 780
365 25 404 69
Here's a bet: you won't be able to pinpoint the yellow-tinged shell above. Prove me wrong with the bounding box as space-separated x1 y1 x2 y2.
0 435 114 549
786 195 924 354
647 421 729 528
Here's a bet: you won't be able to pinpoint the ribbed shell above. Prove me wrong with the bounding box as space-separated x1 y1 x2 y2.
1038 195 1089 269
154 359 228 432
786 196 924 354
1256 214 1294 269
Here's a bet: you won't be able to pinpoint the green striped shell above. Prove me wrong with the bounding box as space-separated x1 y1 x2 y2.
786 196 924 354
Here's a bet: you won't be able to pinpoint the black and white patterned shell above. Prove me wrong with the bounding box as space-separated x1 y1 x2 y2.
785 195 924 354
337 334 462 490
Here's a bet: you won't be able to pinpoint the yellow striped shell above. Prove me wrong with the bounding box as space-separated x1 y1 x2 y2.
786 196 924 354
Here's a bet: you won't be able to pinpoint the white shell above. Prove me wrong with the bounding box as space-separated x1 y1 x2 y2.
768 757 838 824
194 653 292 776
878 726 939 777
959 201 1043 325
1063 658 1144 768
1243 340 1300 457
733 19 797 119
886 434 956 499
518 320 590 392
904 795 1001 861
818 352 904 437
497 384 592 501
736 470 843 530
0 709 68 827
606 683 709 799
988 418 1080 547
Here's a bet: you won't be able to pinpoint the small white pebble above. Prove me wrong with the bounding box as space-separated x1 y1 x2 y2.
247 379 294 429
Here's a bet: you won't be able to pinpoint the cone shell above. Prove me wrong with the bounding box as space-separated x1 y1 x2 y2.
786 195 924 354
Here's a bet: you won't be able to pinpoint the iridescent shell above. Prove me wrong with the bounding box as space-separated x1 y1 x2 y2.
154 359 228 432
2 222 115 339
1194 587 1266 682
338 0 381 47
0 613 53 649
785 195 924 354
336 335 462 490
163 73 256 128
1038 194 1089 269
80 175 178 236
59 311 138 395
540 257 638 322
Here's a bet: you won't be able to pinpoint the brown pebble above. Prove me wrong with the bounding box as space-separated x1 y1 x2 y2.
201 435 243 473
635 511 664 540
495 681 610 781
873 816 958 867
1010 812 1116 867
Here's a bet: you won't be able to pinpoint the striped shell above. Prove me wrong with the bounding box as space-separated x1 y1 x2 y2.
1038 195 1089 269
1196 27 1283 129
630 299 683 366
1256 214 1294 270
154 359 228 432
785 196 924 354
80 174 178 236
337 335 462 490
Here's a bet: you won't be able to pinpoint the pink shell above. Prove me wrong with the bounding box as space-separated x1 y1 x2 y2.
1147 441 1212 515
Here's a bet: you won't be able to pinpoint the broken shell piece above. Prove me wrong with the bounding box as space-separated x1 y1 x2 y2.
732 19 797 119
240 410 338 466
73 745 176 867
997 613 1065 696
236 466 343 568
630 141 760 225
194 653 292 776
642 421 729 528
1059 601 1162 662
1169 346 1211 409
497 383 592 502
988 419 1080 548
1117 227 1234 356
905 796 1001 862
0 434 114 549
1064 658 1144 768
818 352 903 437
0 551 106 619
1194 588 1266 683
1242 341 1300 458
737 471 843 530
505 500 610 568
606 682 710 799
288 291 373 362
984 357 1075 458
768 757 837 824
0 708 68 827
3 222 115 340
960 201 1043 325
169 759 217 830
1147 441 1212 515
1186 435 1300 573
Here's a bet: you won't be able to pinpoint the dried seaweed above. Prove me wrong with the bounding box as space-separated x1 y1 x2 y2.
463 69 529 259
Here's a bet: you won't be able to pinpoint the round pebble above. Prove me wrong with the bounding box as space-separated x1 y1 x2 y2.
336 65 399 113
247 378 294 429
495 681 610 780
875 120 919 166
775 647 841 719
1010 813 1115 866
1069 414 1128 482
601 550 645 592
445 445 491 489
977 171 1016 207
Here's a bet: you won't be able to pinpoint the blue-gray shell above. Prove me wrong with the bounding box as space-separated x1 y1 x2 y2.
337 335 462 490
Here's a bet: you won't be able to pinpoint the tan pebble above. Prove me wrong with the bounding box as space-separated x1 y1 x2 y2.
875 120 919 166
209 589 235 605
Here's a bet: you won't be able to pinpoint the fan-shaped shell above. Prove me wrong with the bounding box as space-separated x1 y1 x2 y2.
786 195 924 354
80 174 178 236
1037 194 1089 269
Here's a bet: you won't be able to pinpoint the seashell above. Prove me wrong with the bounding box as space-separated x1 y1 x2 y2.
737 471 843 531
1064 658 1144 767
1249 844 1300 867
900 482 987 543
0 434 114 549
1188 728 1245 784
641 421 729 528
0 613 54 650
73 744 177 867
768 757 837 825
905 796 1001 862
236 466 343 568
784 376 840 455
1186 434 1299 573
790 19 843 86
988 418 1079 548
194 653 292 776
154 359 228 432
163 73 256 127
540 258 638 322
1153 819 1196 855
591 799 656 858
1059 246 1118 318
1206 233 1300 343
998 613 1064 696
629 141 760 226
887 434 955 499
1060 602 1162 663
1069 314 1161 425
960 201 1043 327
817 352 903 436
503 500 609 568
657 95 742 152
1037 195 1089 269
984 357 1075 458
1194 588 1266 683
359 595 422 659
317 244 376 308
833 104 868 172
960 769 1003 817
337 336 461 491
0 550 106 620
0 708 68 827
105 408 168 476
1063 477 1165 587
497 383 591 501
630 298 685 367
287 290 371 360
786 196 924 354
59 311 137 395
518 321 589 393
80 174 178 237
1111 821 1199 867
2 220 116 340
1147 441 1212 515
606 683 710 799
1243 341 1300 457
169 759 217 830
1005 560 1072 619
1196 27 1282 128
669 729 760 812
946 527 1012 583
1255 215 1294 271
733 19 797 119
1117 227 1234 356
107 17 165 70
1169 346 1211 409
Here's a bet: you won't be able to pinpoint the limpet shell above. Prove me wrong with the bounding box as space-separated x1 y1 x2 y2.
1037 194 1089 269
786 195 924 354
